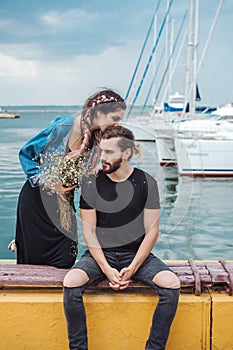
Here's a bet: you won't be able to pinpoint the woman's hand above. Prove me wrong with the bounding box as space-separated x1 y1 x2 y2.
54 183 78 201
8 239 17 252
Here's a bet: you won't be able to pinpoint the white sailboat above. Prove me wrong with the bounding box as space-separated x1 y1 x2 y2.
174 0 233 178
174 112 233 176
152 0 223 170
175 137 233 177
149 0 201 166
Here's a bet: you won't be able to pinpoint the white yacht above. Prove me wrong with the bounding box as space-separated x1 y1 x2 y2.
174 113 233 176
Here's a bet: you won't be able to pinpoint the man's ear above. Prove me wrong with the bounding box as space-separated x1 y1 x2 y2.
123 148 132 161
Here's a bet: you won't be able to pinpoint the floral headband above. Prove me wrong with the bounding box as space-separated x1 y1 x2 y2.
91 94 118 108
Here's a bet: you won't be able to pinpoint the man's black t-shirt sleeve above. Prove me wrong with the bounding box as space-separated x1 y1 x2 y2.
80 178 96 209
144 173 160 209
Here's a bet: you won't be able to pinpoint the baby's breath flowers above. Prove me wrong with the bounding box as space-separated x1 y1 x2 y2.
39 152 89 232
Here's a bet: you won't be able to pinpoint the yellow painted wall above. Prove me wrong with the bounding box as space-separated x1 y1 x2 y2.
0 289 67 350
86 291 211 350
211 294 233 350
0 288 213 350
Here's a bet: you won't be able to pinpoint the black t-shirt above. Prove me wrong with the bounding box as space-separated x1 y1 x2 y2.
80 168 160 252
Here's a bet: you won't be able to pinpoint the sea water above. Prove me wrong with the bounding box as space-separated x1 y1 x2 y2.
0 110 232 261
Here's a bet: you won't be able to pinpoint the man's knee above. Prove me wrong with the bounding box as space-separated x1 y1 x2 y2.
63 269 89 288
152 270 180 289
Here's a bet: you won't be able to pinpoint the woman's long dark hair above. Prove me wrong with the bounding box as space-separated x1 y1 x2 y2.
80 89 126 143
79 89 127 169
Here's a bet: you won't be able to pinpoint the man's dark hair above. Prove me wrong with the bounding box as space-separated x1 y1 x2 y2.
101 125 137 160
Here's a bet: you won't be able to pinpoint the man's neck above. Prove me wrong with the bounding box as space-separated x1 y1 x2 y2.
106 164 134 182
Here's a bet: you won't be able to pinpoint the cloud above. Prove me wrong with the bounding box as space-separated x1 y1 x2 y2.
0 53 38 77
0 42 139 105
0 43 41 60
0 7 124 59
0 0 232 105
40 8 99 33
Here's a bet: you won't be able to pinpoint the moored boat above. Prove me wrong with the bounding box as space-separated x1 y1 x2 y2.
163 92 185 113
174 116 233 176
0 112 20 119
175 137 233 177
156 134 177 166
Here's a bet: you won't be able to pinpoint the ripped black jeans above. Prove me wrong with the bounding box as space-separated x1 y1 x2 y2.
63 250 180 350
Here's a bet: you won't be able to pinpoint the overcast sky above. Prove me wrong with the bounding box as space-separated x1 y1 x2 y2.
0 0 233 106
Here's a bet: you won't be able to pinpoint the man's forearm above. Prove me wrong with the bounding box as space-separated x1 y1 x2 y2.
88 245 110 272
128 230 158 274
128 208 160 273
81 209 109 271
82 226 110 272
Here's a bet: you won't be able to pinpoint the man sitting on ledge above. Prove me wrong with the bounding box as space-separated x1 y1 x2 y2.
63 125 180 350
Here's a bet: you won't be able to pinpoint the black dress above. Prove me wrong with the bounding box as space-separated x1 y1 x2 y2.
15 181 77 268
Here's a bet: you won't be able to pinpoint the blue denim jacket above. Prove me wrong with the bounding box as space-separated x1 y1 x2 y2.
19 115 75 187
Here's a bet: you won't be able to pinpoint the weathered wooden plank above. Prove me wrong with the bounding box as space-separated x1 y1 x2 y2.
0 261 232 295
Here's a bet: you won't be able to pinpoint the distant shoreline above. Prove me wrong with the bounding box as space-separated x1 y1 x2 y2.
2 109 80 113
0 105 147 114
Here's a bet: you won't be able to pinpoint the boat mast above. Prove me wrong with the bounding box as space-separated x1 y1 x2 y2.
197 0 223 75
124 0 162 104
168 19 175 98
152 13 157 104
184 0 193 116
125 0 174 121
157 9 188 105
190 0 199 116
165 0 170 102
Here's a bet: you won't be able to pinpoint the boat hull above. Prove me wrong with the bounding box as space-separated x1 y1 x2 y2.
175 138 233 176
0 113 20 119
156 137 177 165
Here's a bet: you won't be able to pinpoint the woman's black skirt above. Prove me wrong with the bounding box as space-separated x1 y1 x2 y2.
15 181 77 268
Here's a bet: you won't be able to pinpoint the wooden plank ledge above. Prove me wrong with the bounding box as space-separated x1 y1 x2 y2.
0 260 233 295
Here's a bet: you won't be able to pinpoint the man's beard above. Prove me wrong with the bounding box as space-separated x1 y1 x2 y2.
101 157 122 174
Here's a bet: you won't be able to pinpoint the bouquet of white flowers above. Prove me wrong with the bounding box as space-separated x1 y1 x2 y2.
40 152 89 232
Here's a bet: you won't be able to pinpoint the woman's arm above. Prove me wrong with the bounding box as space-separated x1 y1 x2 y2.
19 116 73 187
19 129 51 187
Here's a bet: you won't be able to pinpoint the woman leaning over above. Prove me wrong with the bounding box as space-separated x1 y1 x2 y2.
9 89 126 268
